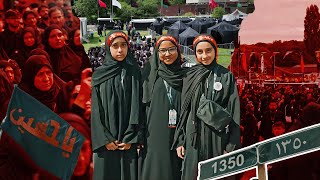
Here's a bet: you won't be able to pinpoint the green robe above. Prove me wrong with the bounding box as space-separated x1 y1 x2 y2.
173 62 240 180
140 77 182 180
140 44 184 180
91 31 142 180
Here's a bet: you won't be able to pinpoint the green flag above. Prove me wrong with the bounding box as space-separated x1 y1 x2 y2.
1 86 85 180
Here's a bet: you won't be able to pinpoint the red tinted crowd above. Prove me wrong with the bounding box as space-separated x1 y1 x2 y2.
0 0 93 179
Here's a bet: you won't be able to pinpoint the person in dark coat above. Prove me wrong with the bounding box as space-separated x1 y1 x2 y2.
91 30 142 180
43 25 82 84
0 9 23 59
241 102 258 147
19 54 61 112
0 67 13 121
11 27 42 69
259 100 285 141
172 34 241 180
0 59 21 84
22 10 44 43
48 7 71 34
140 35 183 180
68 28 91 71
37 4 49 29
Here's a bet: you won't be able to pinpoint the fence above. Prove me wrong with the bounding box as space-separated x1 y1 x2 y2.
217 42 235 49
147 28 160 39
146 29 234 67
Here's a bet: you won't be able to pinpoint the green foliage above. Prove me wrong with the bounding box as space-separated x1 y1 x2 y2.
183 12 194 17
169 0 185 5
74 0 108 23
212 7 225 19
248 0 254 4
304 4 320 58
114 2 135 22
74 0 160 23
134 0 159 18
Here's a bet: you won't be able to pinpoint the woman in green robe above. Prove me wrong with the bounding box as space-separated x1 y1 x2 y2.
140 36 183 180
91 31 142 180
172 35 241 180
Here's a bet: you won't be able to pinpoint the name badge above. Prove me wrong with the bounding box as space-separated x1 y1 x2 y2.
214 82 222 91
168 109 177 128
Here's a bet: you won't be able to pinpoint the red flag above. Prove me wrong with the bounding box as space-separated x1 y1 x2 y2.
241 53 247 72
239 81 245 96
209 0 218 10
98 0 107 8
300 54 305 73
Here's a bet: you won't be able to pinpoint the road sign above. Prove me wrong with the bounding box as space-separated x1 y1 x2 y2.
257 123 320 164
198 145 258 180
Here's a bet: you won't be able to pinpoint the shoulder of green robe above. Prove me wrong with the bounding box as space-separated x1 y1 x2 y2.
217 64 236 82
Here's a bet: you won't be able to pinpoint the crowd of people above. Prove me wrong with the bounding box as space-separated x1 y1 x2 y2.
89 32 156 70
239 84 320 146
238 74 320 179
0 0 93 179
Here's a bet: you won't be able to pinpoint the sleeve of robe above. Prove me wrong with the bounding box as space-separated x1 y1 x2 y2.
171 97 190 150
91 85 117 152
122 71 142 144
225 73 241 151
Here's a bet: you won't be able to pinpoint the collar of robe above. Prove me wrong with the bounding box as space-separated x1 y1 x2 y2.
142 46 184 104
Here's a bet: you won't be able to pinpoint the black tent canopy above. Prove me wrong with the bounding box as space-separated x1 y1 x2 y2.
167 20 188 40
163 17 192 29
207 21 239 44
179 27 200 46
150 20 164 35
188 18 205 33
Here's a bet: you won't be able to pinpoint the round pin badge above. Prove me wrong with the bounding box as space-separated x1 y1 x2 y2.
214 82 222 91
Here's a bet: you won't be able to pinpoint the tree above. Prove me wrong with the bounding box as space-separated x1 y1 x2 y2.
169 0 185 5
247 0 254 4
74 0 159 23
304 4 320 58
211 7 225 19
114 2 137 22
135 0 159 18
74 0 109 23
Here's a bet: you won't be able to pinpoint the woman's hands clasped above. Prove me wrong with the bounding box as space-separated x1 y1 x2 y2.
105 141 131 151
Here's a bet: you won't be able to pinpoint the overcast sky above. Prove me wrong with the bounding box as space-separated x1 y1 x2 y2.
239 0 320 44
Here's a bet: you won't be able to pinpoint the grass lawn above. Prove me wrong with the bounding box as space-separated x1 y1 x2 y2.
218 48 232 68
82 30 232 68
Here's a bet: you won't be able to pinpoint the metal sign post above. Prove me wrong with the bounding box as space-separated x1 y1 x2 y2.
197 145 258 180
198 122 320 180
257 123 320 164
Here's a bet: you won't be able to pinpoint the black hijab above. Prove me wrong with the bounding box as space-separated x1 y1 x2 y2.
142 35 184 104
43 25 82 83
68 28 91 70
92 30 136 86
22 27 40 50
68 28 84 53
19 54 60 111
13 27 42 68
